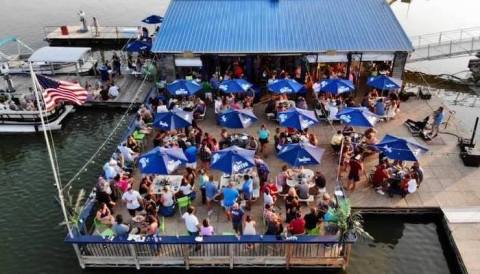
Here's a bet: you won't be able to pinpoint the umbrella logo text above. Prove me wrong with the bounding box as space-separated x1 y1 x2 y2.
139 157 149 169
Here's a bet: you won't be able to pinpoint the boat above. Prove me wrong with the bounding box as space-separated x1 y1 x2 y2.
0 103 74 133
0 36 97 75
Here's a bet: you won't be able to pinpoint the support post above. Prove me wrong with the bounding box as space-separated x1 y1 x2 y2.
183 245 190 270
128 244 140 270
229 244 234 269
73 244 86 269
449 41 453 55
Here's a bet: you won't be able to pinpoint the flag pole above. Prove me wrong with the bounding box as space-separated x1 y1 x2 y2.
29 64 74 239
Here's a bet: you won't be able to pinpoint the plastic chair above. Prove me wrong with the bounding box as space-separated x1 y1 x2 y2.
100 228 114 238
93 218 108 234
177 196 191 216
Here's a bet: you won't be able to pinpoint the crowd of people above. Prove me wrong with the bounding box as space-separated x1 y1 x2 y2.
88 61 435 239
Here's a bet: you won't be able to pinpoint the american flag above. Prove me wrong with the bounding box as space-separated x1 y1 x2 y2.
35 74 88 111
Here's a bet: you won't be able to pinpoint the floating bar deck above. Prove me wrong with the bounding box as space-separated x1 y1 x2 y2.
68 90 480 272
5 74 153 109
44 25 141 49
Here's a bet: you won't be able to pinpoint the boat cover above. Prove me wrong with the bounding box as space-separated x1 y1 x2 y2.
28 47 91 63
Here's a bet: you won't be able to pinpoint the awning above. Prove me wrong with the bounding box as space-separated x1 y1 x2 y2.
28 47 91 63
175 57 203 67
306 54 348 63
361 52 395 61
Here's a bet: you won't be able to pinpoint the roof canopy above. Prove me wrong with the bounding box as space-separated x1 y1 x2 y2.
28 47 91 63
152 0 413 54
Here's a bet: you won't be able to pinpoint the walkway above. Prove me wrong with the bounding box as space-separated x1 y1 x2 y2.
409 27 480 63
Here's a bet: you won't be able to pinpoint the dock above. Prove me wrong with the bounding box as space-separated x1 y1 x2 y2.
5 74 153 109
43 25 141 49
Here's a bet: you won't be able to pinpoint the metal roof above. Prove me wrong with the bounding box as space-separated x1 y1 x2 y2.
152 0 413 54
28 47 91 63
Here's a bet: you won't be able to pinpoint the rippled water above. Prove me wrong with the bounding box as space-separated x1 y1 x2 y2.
0 109 129 274
0 0 469 273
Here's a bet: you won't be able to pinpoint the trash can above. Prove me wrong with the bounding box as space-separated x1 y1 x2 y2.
98 65 109 82
60 26 69 35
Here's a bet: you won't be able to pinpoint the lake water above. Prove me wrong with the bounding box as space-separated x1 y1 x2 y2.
0 0 477 273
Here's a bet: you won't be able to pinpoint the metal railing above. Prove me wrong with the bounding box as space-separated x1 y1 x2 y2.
66 235 353 269
410 27 480 48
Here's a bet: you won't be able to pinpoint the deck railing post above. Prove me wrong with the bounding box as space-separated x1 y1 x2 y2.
438 32 442 44
472 37 475 50
183 244 190 270
427 44 431 59
128 244 140 270
449 41 453 55
73 244 86 269
229 243 234 269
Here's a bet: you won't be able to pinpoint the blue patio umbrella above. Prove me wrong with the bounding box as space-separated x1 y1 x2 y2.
277 143 325 167
125 40 151 52
318 79 355 95
218 108 258 129
153 108 193 130
268 79 303 94
367 75 400 90
142 15 163 24
138 147 187 174
210 145 256 174
277 107 319 130
375 134 429 161
336 107 379 128
218 79 252 93
166 79 202 96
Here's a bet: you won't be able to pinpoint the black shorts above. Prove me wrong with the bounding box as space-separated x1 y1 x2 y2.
259 138 269 144
348 172 360 182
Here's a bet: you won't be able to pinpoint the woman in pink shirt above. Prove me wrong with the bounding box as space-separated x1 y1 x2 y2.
199 219 214 236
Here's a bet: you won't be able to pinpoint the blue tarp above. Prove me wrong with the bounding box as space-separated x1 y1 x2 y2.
152 0 413 53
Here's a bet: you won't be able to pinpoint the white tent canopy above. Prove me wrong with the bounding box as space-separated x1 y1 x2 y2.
28 47 91 63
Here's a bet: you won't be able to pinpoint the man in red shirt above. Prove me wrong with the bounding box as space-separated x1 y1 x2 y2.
347 154 363 192
262 180 279 201
288 212 305 235
372 163 389 195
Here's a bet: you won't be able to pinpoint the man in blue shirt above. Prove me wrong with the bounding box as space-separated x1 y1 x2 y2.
242 174 253 211
112 215 130 237
230 203 244 235
184 142 197 169
431 106 444 138
374 98 385 116
222 182 239 221
205 175 218 216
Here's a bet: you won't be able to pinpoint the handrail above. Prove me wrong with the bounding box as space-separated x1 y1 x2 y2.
410 26 480 48
66 234 353 245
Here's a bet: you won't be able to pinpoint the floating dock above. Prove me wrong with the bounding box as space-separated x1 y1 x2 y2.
43 25 140 49
5 74 153 109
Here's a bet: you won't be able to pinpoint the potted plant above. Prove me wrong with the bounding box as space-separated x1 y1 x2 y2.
325 199 373 242
59 187 86 235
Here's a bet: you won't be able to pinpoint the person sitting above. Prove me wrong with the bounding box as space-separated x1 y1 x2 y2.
372 163 389 195
127 135 141 152
285 187 300 223
304 207 321 235
112 214 130 237
103 159 121 180
262 180 279 202
276 165 293 193
265 215 284 236
199 219 215 236
318 193 334 214
145 215 159 236
374 98 386 116
296 96 307 109
139 176 152 197
342 125 354 136
411 162 424 187
118 143 139 164
96 202 115 225
159 186 175 207
113 174 130 194
288 212 306 235
193 98 206 119
221 182 239 221
177 179 195 200
387 173 415 198
314 171 327 195
263 187 275 207
108 82 119 98
134 116 152 135
296 179 310 200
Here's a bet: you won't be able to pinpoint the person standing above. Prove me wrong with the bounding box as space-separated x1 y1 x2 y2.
230 203 244 235
92 17 99 37
243 215 257 235
257 124 270 157
121 186 143 216
242 174 254 211
78 10 87 32
182 206 200 236
347 154 363 192
205 176 218 216
198 169 208 204
431 106 444 138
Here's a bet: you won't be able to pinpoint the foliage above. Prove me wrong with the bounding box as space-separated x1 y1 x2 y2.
327 198 373 241
202 81 212 92
58 186 86 230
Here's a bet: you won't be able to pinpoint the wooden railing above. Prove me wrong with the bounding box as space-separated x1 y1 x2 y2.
66 235 354 270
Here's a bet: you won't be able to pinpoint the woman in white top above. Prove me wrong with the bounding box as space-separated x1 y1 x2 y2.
160 186 174 207
243 215 256 235
263 188 274 207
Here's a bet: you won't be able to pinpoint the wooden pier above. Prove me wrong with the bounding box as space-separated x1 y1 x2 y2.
44 25 141 49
